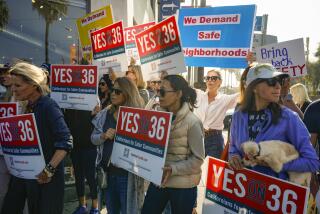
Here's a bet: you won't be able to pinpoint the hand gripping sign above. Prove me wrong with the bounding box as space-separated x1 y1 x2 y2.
0 102 18 155
135 15 187 81
90 21 128 75
202 157 309 214
50 65 98 111
124 22 155 64
0 114 46 179
111 107 172 186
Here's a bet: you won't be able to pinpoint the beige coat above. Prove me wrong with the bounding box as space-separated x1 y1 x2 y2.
164 103 205 188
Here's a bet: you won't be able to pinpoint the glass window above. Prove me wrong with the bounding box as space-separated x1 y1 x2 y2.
0 0 86 66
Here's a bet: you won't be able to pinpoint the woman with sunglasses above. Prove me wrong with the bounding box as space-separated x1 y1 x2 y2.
228 63 319 181
126 64 149 105
142 75 205 214
92 74 113 116
194 70 239 159
91 77 145 214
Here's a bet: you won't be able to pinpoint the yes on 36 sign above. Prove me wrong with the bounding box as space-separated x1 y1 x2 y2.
135 15 187 81
124 22 155 64
203 157 309 214
91 21 128 76
50 65 98 111
0 114 46 179
111 107 172 186
0 102 18 155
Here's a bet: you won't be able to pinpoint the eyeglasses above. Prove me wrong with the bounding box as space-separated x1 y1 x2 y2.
111 88 123 95
99 82 106 86
204 76 221 82
158 88 176 97
151 81 161 84
261 77 283 87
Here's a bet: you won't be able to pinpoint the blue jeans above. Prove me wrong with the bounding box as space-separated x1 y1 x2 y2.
204 132 224 158
142 183 197 214
105 175 128 214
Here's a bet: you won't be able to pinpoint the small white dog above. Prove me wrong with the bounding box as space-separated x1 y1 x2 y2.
241 140 311 186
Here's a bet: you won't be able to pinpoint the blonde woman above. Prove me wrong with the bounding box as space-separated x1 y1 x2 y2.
91 77 145 214
2 62 73 214
290 83 312 113
126 64 149 105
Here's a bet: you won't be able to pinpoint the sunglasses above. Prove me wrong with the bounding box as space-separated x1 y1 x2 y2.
261 77 283 87
99 82 106 86
158 88 176 97
111 88 123 95
151 81 161 84
204 76 221 81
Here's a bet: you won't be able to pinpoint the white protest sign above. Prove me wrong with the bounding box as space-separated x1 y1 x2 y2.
111 107 172 186
135 16 187 81
91 21 128 78
50 65 98 111
0 114 46 179
0 102 18 155
203 157 309 214
256 38 307 77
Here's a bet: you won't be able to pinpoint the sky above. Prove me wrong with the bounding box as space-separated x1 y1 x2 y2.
182 0 320 62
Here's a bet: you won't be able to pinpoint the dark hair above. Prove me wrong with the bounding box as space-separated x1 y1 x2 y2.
239 65 253 104
163 75 197 110
98 74 113 108
240 79 282 124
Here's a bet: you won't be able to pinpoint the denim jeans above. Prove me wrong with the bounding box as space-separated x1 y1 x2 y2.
142 183 197 214
105 175 128 214
204 132 224 158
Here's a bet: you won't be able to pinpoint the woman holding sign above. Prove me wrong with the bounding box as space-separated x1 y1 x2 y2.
91 77 145 214
142 75 205 214
228 63 319 181
1 62 73 214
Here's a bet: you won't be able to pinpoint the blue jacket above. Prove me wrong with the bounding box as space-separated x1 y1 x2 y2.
229 107 319 180
33 96 73 163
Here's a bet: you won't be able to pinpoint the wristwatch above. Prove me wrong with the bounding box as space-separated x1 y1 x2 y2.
43 163 56 178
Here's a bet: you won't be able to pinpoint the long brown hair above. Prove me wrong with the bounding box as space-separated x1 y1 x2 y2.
113 77 144 109
240 79 282 124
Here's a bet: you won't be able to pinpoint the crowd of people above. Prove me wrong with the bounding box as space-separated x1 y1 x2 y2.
0 60 319 214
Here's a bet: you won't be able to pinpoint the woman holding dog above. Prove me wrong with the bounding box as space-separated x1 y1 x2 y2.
228 63 319 181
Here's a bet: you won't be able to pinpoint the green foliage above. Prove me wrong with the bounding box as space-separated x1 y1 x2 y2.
304 45 320 95
0 0 9 30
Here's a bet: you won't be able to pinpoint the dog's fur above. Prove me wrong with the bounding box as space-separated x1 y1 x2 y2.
241 140 311 186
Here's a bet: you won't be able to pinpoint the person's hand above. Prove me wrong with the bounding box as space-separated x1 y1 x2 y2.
92 104 101 116
37 170 52 184
101 128 116 140
161 166 172 187
228 155 244 170
246 51 256 64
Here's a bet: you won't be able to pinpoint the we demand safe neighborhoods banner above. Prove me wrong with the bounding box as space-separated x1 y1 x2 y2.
178 5 256 68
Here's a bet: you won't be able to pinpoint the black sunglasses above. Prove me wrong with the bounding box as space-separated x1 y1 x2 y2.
158 88 176 97
151 81 161 84
204 76 221 81
111 88 123 95
99 82 106 86
261 77 283 87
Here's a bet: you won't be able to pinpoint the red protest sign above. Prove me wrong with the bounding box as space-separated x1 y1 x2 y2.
116 107 172 152
0 114 40 148
135 16 180 58
50 65 98 88
90 21 125 59
124 22 155 47
0 102 18 117
203 157 309 214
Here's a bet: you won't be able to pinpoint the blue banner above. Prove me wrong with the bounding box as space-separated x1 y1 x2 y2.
178 5 256 68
